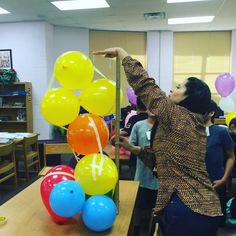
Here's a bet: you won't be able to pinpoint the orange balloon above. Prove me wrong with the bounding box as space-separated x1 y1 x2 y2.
67 114 109 155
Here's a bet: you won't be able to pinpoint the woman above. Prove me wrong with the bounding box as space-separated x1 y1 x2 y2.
94 47 222 236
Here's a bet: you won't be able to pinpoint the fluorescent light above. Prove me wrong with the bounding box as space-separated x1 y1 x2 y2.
168 16 214 24
167 0 207 3
0 7 10 14
51 0 110 11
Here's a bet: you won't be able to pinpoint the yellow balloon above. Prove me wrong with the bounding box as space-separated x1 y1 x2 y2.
40 88 80 126
78 79 123 116
74 153 118 195
226 112 236 126
54 51 94 90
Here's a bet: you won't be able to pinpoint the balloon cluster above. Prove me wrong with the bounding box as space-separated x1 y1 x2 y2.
40 165 117 231
40 51 120 231
41 51 123 126
215 73 235 113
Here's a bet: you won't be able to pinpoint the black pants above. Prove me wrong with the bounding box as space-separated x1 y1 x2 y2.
216 185 227 227
160 193 220 236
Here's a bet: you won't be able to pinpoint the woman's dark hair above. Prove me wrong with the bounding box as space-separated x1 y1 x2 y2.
151 77 210 146
207 100 218 123
178 77 211 114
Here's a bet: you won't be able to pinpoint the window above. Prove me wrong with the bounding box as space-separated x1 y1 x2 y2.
173 31 231 103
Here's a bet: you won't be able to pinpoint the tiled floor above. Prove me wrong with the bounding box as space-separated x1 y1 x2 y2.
0 174 39 205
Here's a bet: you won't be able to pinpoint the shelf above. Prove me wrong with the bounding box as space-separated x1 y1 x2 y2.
0 107 26 109
0 82 32 132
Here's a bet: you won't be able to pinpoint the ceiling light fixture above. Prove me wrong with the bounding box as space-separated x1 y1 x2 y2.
168 16 214 24
0 7 10 14
167 0 208 3
51 0 110 11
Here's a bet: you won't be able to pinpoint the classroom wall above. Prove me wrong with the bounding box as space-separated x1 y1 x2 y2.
0 21 235 139
0 22 89 139
146 31 173 95
0 22 51 139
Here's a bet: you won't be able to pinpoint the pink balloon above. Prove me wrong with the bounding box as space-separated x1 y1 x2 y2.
124 110 137 126
126 88 137 105
215 73 235 97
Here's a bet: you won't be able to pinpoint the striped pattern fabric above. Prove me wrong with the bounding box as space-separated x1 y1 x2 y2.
122 56 222 217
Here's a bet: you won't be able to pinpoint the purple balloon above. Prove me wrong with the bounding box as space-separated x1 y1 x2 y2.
126 88 137 105
215 73 235 97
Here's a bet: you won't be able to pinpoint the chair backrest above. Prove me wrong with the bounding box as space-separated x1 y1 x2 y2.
0 142 15 157
43 143 73 167
44 143 72 155
22 134 39 154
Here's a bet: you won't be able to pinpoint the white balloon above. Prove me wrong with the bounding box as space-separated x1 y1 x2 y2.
219 97 235 112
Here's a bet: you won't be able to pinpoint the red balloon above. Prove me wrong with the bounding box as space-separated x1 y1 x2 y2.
47 165 75 176
67 114 109 155
40 168 75 224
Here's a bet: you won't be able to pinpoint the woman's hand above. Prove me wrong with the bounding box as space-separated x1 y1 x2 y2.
116 136 141 155
115 136 133 151
212 178 227 189
93 47 128 60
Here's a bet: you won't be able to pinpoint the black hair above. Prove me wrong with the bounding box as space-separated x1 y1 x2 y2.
178 77 211 114
207 100 218 123
136 97 146 111
229 118 236 127
230 197 236 219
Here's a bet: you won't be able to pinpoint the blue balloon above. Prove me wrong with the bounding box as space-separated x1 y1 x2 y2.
82 195 117 232
49 180 85 217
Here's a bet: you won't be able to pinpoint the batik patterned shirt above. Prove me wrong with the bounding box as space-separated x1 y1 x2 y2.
122 56 222 217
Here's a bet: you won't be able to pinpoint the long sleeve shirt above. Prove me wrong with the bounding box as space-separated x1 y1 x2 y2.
122 56 222 217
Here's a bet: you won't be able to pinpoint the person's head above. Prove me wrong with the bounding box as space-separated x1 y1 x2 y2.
229 118 236 136
206 100 218 123
169 77 211 114
136 97 146 112
147 110 156 123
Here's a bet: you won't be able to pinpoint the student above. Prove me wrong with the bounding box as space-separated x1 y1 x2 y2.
229 118 236 149
122 97 148 136
129 112 159 235
229 118 236 191
111 97 148 179
94 47 222 236
205 100 235 226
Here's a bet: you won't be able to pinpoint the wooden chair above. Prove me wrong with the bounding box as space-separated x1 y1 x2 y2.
39 143 74 176
38 143 130 176
0 142 18 188
15 134 40 181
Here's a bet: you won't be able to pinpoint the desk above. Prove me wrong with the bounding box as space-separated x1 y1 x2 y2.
0 178 139 236
0 133 36 146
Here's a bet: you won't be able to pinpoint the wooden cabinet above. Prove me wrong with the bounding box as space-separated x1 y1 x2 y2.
0 82 33 132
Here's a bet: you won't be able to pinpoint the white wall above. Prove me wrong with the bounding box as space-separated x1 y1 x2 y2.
0 22 89 139
147 31 173 95
0 22 51 139
1 22 234 139
54 26 89 59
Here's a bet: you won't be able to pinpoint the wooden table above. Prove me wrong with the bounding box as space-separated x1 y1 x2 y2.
0 178 139 236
